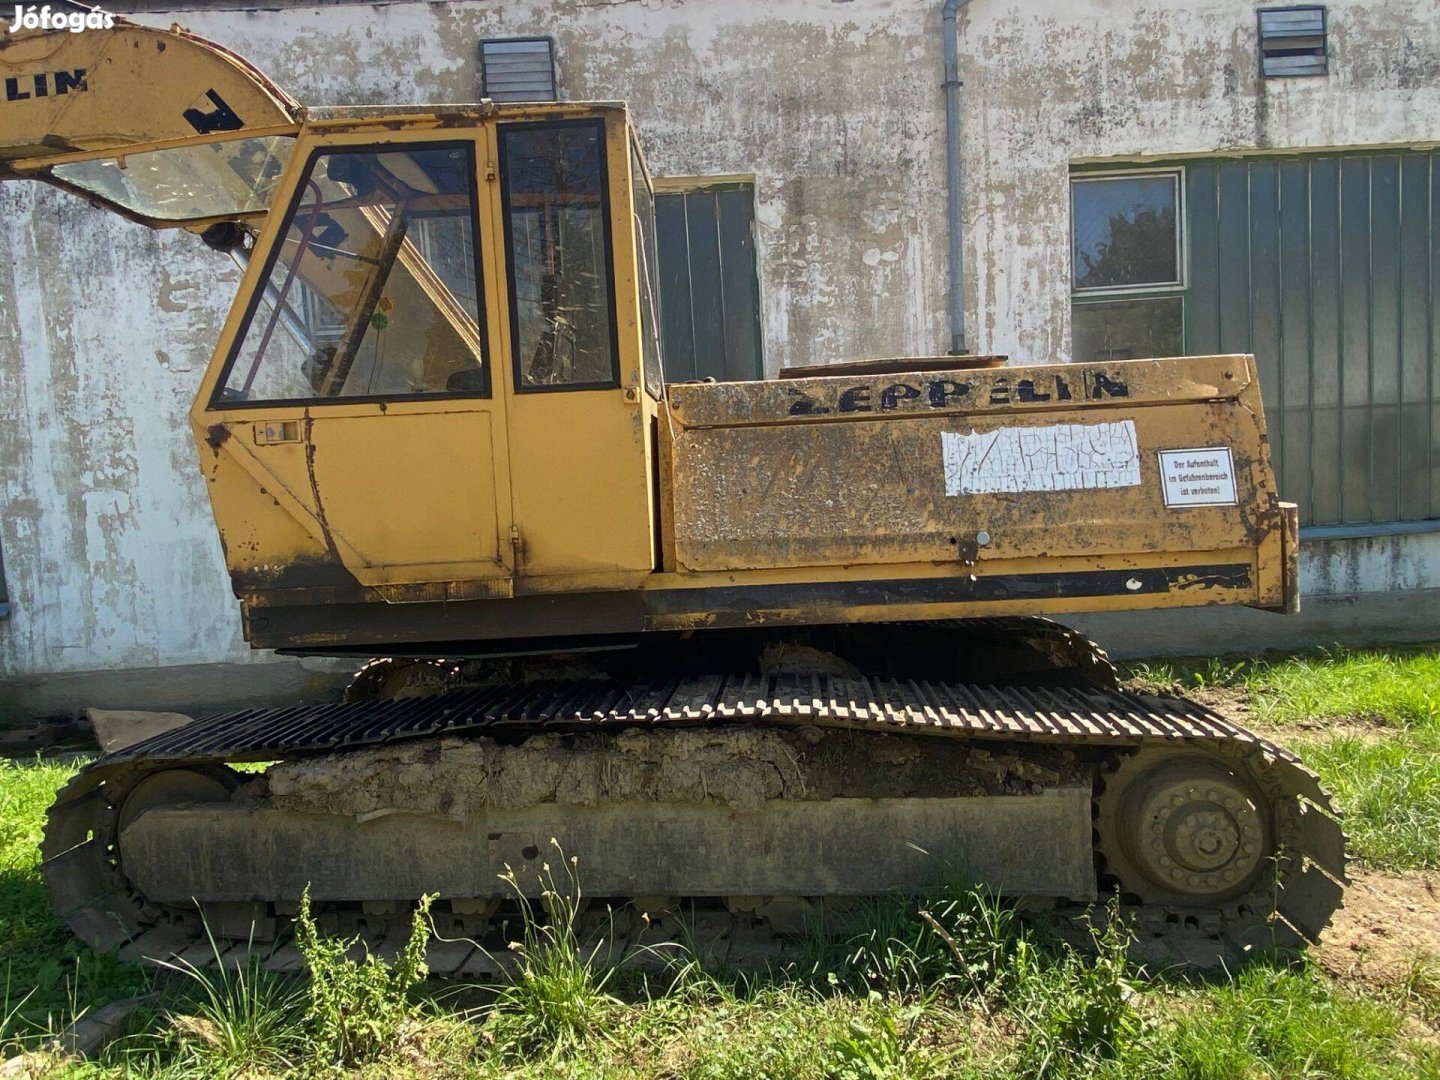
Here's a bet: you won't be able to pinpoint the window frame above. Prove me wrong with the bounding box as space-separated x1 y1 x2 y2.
630 133 666 401
1069 167 1187 296
206 138 491 411
498 117 623 396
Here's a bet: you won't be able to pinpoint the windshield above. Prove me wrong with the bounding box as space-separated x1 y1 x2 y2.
213 143 487 405
50 136 294 222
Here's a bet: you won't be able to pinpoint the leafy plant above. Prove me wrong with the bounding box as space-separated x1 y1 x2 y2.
1011 902 1149 1079
294 886 432 1070
826 1001 950 1080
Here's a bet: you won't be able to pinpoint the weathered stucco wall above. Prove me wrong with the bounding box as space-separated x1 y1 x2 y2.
960 0 1440 363
168 0 952 373
0 188 253 677
0 0 1435 692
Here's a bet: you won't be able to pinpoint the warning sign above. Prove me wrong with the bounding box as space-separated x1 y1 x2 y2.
1158 447 1238 508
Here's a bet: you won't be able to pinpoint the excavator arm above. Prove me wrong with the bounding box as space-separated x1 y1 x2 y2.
0 10 299 228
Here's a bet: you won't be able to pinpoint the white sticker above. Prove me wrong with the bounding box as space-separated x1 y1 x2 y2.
1158 447 1238 507
940 420 1142 496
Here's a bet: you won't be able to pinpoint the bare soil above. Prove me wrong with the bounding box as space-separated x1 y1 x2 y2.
1315 868 1440 1011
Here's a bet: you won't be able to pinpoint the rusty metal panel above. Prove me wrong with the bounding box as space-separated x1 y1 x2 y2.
666 356 1279 575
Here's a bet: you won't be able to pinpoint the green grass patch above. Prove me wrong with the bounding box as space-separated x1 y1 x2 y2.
0 757 150 1054
1126 642 1440 728
1294 729 1440 870
1120 963 1431 1080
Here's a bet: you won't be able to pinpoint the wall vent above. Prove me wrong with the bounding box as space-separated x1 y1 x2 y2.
480 37 558 102
1258 6 1327 78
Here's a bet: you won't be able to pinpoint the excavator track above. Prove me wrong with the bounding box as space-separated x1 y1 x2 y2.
43 673 1345 973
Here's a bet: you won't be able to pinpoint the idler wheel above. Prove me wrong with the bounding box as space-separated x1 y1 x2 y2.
117 766 241 836
1096 748 1273 905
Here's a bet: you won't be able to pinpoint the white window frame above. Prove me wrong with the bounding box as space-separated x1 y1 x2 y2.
1070 167 1187 296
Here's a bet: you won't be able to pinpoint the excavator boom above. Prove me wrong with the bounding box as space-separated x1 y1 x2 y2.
2 13 297 226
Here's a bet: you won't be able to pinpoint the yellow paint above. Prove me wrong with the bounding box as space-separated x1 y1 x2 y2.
181 105 1291 628
1 18 1297 640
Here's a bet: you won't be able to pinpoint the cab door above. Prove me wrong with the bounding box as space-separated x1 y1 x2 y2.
195 130 516 600
491 114 656 588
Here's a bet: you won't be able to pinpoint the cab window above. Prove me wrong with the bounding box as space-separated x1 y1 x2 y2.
212 142 487 406
500 120 619 391
51 135 293 222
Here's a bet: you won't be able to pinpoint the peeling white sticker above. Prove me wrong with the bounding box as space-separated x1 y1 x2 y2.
940 420 1142 496
1158 447 1238 507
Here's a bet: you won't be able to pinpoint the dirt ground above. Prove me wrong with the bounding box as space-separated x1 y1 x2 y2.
1314 869 1440 1012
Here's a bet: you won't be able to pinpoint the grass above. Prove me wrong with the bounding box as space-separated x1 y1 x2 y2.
1126 642 1440 728
121 943 308 1076
1127 641 1440 871
1 642 1439 1076
1295 730 1440 870
0 757 150 1056
1113 963 1435 1080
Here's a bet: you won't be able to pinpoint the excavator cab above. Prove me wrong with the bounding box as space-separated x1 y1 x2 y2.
194 107 663 606
4 18 661 606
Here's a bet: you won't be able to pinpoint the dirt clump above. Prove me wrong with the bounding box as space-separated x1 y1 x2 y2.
265 726 1083 820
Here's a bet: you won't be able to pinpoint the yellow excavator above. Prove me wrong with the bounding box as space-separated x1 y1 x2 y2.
2 14 1344 971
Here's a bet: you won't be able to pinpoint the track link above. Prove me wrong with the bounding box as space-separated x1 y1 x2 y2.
42 674 1346 971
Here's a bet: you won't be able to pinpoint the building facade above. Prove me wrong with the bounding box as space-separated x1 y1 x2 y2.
0 0 1436 716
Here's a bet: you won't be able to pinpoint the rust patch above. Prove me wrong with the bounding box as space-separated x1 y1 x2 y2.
301 411 342 564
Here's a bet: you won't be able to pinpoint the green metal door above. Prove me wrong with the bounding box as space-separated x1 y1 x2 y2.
1185 152 1440 528
655 182 765 382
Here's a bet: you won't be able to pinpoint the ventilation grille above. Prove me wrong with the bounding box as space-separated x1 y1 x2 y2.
480 38 558 102
1258 7 1328 77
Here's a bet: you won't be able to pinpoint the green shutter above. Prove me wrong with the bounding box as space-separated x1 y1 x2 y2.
1185 151 1440 528
655 184 765 382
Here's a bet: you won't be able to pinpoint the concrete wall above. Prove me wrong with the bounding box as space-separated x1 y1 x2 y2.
960 0 1440 364
0 0 1435 716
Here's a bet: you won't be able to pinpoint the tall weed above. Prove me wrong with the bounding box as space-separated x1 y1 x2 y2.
1010 904 1149 1079
483 840 620 1059
294 887 433 1070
